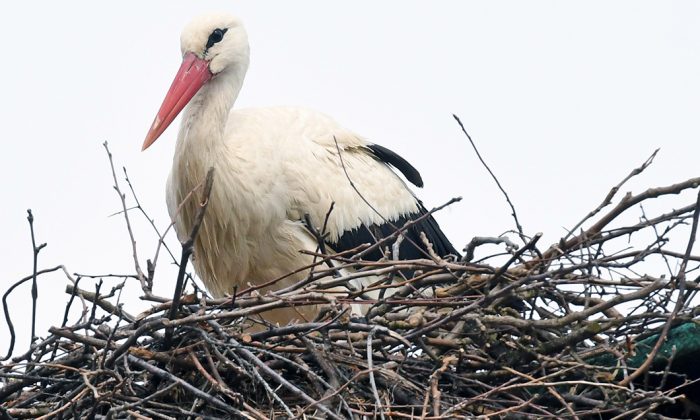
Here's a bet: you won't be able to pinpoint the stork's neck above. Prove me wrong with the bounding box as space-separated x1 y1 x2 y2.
177 64 246 155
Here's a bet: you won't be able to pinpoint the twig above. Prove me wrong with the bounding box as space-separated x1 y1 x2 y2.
26 209 46 345
2 266 69 361
453 114 525 240
563 149 659 242
127 354 244 416
65 284 135 323
165 168 215 346
366 327 385 420
103 142 148 290
545 176 700 261
122 167 179 265
619 189 700 386
151 175 209 287
462 235 519 262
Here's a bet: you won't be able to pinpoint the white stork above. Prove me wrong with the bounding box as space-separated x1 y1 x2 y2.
142 13 458 322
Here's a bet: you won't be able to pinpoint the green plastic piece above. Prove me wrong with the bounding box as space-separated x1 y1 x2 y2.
591 321 700 369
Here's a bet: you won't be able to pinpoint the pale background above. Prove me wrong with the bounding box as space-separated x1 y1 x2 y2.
1 1 699 353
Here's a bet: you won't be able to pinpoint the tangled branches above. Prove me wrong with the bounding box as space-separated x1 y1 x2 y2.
2 142 700 419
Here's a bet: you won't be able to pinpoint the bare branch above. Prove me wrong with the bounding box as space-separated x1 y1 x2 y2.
453 114 525 240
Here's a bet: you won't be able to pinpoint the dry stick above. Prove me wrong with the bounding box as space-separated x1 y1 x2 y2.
366 327 386 420
126 354 244 417
87 280 102 328
421 355 456 419
53 278 81 360
187 349 246 412
3 407 51 418
584 203 695 247
436 374 531 418
35 387 90 420
657 345 678 391
225 336 343 420
103 142 148 290
403 233 542 340
1 265 67 361
572 204 697 261
473 277 664 333
165 167 215 346
64 284 135 323
303 212 343 277
477 396 539 419
122 167 178 265
298 368 380 415
26 209 46 346
48 327 112 349
201 345 268 419
628 405 660 420
239 244 368 297
619 189 700 387
489 232 543 287
249 342 353 416
150 176 209 291
0 354 84 402
124 410 152 420
304 203 339 274
563 149 659 242
463 236 519 262
453 114 525 240
544 176 700 262
58 276 87 327
502 366 579 420
228 349 296 418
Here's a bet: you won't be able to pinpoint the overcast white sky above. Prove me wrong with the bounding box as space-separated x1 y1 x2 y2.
1 1 699 352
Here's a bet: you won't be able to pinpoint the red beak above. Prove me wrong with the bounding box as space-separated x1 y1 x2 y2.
142 52 212 150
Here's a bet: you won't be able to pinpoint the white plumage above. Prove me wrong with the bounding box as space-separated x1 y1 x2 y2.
143 13 457 321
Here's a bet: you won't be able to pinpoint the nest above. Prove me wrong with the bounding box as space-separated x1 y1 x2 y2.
2 143 700 419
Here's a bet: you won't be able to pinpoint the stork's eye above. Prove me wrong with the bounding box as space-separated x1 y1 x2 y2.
206 28 228 49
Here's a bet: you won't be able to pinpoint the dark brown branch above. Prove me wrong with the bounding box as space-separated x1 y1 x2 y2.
166 167 215 329
26 209 46 345
1 266 68 361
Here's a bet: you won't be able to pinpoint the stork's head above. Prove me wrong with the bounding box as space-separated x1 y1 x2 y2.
142 13 249 150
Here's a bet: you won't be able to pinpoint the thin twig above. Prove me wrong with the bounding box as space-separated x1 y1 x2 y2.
165 167 215 345
563 149 659 242
103 142 148 290
26 209 46 345
453 114 525 240
620 189 700 386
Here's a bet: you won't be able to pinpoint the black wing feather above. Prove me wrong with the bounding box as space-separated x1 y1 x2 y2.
326 143 457 261
366 144 424 187
330 201 460 261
